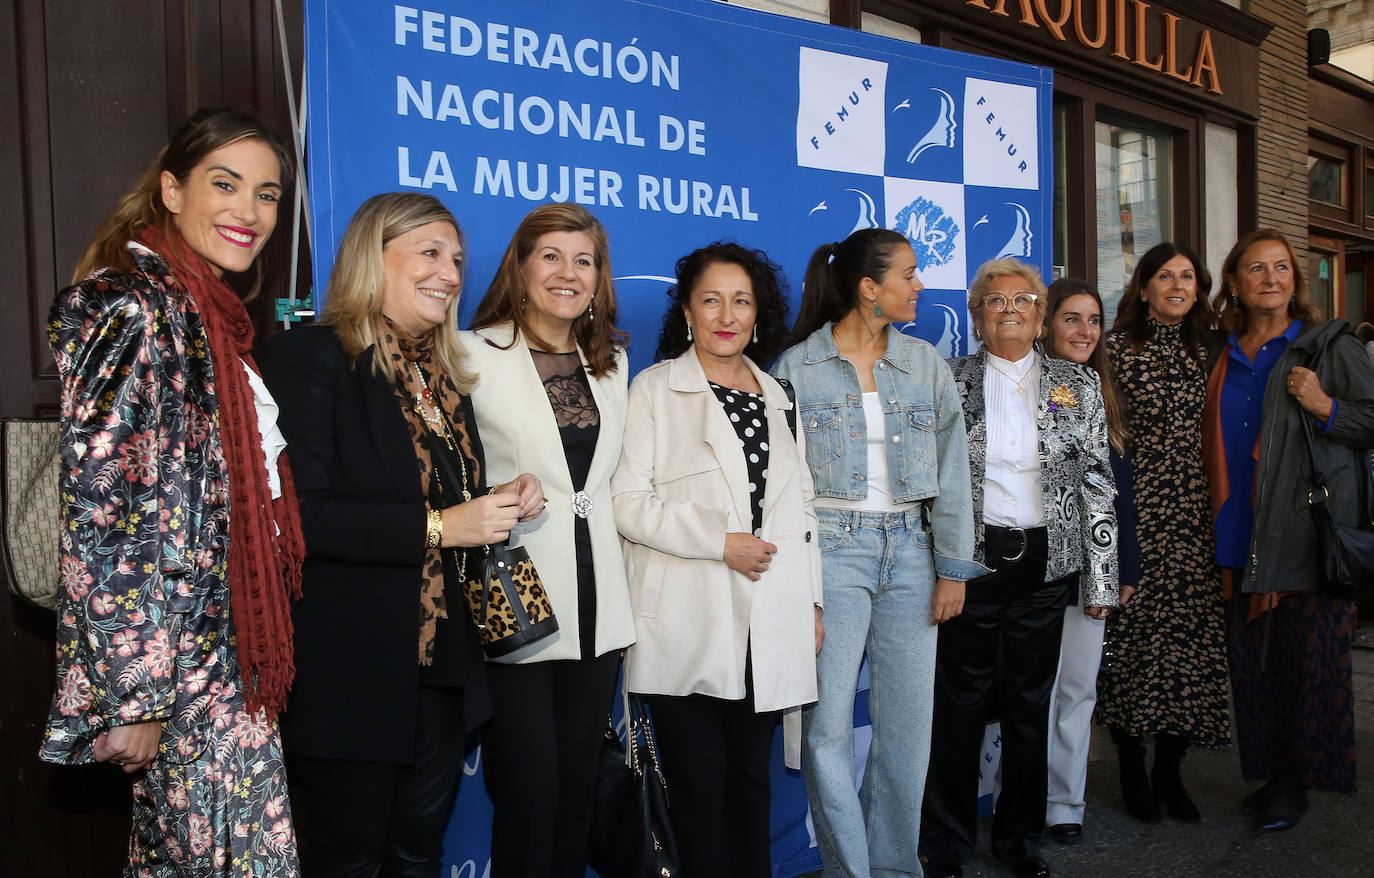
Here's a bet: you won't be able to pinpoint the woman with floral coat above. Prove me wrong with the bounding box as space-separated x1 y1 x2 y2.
41 107 304 877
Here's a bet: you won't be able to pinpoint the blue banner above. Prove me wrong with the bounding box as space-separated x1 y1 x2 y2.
304 1 1053 873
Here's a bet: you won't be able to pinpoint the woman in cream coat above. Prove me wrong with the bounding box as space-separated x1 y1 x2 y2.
461 204 636 878
612 242 822 878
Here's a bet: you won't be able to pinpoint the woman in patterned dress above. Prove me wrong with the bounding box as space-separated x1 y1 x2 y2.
461 204 637 878
1096 242 1230 824
261 193 543 876
42 107 304 876
611 242 823 877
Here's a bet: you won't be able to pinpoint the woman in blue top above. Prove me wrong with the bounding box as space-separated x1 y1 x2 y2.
772 228 984 878
1203 229 1374 831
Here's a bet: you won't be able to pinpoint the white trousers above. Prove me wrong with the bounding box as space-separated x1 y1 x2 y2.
1045 605 1106 826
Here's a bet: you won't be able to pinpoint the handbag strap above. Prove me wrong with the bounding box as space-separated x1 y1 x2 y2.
1297 344 1332 510
775 377 798 440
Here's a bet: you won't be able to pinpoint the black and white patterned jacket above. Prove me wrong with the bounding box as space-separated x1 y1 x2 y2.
948 347 1119 608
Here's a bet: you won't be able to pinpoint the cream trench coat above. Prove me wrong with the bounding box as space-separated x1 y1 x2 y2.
460 323 636 663
611 347 823 728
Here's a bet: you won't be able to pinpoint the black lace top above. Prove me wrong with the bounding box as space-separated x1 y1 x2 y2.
531 349 600 653
532 350 599 489
710 381 769 535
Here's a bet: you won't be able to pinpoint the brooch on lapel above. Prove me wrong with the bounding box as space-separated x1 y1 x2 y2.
1047 384 1079 414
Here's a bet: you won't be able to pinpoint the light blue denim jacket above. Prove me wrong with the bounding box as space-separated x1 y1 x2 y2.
772 323 988 582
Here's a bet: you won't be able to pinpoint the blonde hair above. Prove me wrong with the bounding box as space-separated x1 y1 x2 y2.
73 107 294 300
967 258 1049 336
319 193 475 392
470 203 627 377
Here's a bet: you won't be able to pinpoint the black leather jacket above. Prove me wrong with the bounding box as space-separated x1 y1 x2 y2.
1205 319 1374 594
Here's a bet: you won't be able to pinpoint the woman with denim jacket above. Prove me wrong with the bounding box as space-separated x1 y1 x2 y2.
772 228 985 878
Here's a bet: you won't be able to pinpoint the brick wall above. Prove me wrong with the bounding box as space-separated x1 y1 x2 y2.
1251 0 1310 260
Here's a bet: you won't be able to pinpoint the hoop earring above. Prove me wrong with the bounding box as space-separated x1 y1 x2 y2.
752 325 759 344
686 322 693 342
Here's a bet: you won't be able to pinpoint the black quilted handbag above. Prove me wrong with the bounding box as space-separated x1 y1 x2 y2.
588 695 678 878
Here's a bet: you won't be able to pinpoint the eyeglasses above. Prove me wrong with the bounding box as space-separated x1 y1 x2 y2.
982 292 1038 314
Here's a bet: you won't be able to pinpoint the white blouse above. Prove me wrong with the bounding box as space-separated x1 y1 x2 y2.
982 350 1045 528
243 359 287 500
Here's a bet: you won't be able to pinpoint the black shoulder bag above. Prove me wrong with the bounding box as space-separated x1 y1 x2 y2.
1298 343 1374 601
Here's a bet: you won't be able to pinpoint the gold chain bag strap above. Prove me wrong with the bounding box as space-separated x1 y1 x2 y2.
1 418 61 610
410 381 559 660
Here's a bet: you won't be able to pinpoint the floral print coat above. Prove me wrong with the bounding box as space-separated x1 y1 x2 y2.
41 242 241 767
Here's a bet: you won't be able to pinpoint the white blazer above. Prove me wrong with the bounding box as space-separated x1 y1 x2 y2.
460 323 636 662
611 347 822 715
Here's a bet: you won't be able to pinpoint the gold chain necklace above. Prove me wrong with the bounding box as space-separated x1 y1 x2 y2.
986 353 1035 397
411 364 472 581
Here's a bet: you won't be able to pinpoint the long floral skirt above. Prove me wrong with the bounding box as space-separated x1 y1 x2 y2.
126 706 298 877
1226 590 1358 793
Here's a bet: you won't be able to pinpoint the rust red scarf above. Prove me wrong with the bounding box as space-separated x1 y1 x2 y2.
140 225 305 717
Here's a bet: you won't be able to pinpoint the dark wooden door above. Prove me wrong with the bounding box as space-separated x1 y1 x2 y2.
1 2 304 873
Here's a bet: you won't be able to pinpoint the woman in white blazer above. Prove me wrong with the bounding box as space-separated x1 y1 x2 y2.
611 242 823 878
460 204 635 878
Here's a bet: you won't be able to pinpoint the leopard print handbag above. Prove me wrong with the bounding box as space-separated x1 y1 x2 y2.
462 540 560 658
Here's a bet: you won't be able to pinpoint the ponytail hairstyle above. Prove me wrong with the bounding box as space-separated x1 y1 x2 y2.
72 106 294 299
789 228 910 346
1046 277 1130 454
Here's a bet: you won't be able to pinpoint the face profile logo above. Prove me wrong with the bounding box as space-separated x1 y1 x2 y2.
808 188 879 237
901 302 964 358
972 202 1033 260
893 88 957 163
894 196 960 271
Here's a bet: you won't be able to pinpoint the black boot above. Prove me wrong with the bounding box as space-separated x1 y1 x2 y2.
1152 734 1200 822
1110 728 1160 823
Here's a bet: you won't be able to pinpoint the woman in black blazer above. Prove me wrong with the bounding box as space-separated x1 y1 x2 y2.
262 193 542 877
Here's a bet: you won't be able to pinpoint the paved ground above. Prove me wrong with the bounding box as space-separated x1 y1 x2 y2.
806 624 1374 878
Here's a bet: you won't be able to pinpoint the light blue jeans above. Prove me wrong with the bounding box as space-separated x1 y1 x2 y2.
803 507 938 878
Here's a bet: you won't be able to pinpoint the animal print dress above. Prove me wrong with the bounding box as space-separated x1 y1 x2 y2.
1096 319 1230 745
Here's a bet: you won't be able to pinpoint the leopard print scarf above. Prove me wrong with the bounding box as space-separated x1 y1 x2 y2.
377 318 480 665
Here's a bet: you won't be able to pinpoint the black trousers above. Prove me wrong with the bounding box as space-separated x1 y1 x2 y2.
481 651 619 878
921 527 1071 865
289 686 469 878
642 691 779 878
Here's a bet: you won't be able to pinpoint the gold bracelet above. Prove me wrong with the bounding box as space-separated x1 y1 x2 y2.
425 508 443 549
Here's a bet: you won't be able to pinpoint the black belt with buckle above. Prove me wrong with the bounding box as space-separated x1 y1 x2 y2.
984 524 1045 563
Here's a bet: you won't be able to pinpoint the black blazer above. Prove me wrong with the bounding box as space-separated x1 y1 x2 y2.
261 324 489 763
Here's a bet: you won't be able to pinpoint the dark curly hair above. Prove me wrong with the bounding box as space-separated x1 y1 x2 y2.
655 241 792 366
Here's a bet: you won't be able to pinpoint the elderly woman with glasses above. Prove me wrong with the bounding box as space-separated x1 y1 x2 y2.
920 258 1117 878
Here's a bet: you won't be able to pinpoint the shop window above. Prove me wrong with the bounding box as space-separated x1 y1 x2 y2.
1308 154 1345 207
1366 165 1374 221
1095 118 1173 322
1053 101 1069 279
